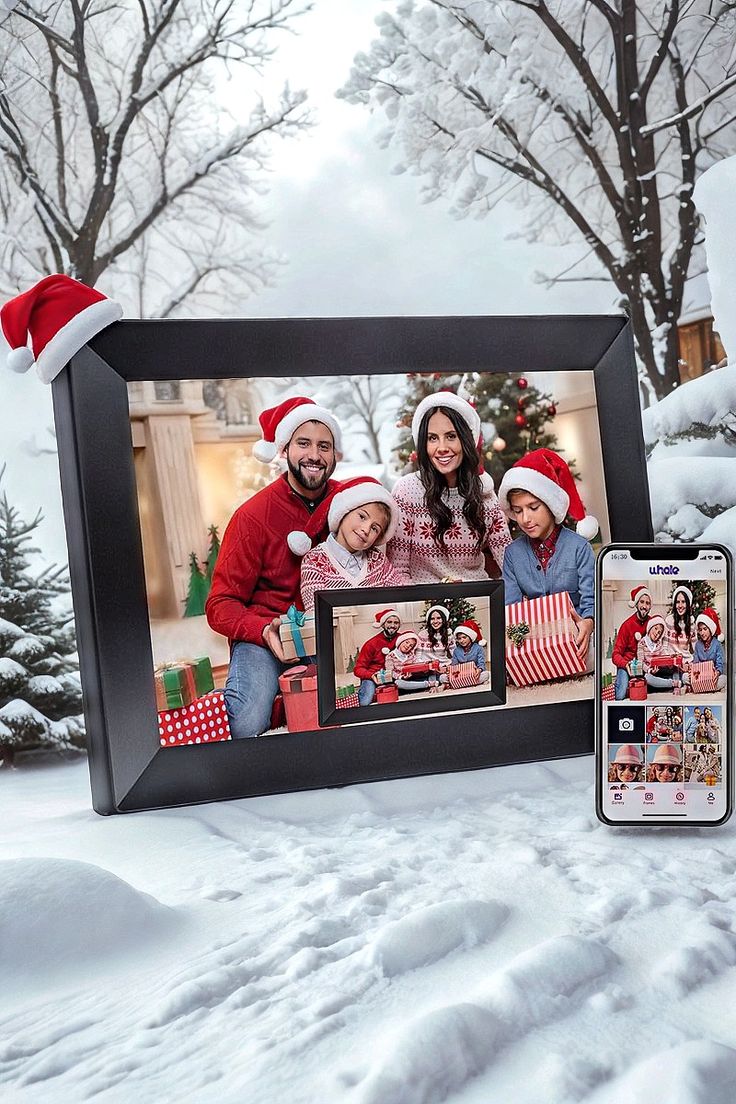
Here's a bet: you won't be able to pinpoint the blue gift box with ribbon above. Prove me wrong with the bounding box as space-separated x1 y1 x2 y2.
279 605 317 661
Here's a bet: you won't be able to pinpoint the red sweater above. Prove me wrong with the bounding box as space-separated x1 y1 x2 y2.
206 474 337 646
612 612 650 670
354 631 394 681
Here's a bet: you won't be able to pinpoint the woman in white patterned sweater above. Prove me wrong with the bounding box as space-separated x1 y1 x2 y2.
288 476 406 612
387 394 511 583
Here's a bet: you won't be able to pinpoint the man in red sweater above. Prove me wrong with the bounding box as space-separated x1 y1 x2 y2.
612 584 652 700
206 397 342 737
354 608 402 706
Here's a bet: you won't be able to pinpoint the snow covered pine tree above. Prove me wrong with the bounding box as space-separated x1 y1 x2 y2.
0 469 84 766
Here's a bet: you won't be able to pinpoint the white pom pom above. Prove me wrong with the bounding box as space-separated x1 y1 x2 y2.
576 514 599 541
252 439 277 463
479 471 495 496
381 647 390 655
478 638 486 648
635 632 642 641
287 530 312 556
719 633 725 642
6 347 34 374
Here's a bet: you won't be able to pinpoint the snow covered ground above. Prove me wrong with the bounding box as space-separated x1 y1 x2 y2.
3 754 736 1104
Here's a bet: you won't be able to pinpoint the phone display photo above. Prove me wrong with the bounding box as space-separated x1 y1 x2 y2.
596 544 732 826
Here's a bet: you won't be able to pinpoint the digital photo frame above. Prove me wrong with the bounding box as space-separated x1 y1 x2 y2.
51 315 653 814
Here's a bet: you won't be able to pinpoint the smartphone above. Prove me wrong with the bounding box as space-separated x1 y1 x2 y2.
596 543 732 826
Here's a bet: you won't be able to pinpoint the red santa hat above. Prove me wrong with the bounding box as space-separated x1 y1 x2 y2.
374 608 400 628
643 615 666 638
497 448 599 540
672 585 693 607
252 397 343 464
287 476 398 556
1 274 122 384
411 391 494 494
455 619 486 647
628 585 652 608
696 607 724 642
393 631 420 650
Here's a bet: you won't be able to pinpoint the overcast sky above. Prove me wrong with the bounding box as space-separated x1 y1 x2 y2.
1 0 620 568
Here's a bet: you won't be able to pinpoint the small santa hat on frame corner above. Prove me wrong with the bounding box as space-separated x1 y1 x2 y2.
1 274 122 384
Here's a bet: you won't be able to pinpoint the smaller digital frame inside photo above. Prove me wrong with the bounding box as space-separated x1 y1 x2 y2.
315 582 505 726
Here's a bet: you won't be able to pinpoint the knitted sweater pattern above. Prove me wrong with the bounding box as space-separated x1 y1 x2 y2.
387 472 511 583
300 543 406 612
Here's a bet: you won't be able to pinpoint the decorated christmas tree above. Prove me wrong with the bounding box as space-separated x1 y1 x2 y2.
393 372 574 489
183 553 209 617
0 470 84 766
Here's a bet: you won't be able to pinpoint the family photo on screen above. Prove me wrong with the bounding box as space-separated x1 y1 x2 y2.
132 369 610 745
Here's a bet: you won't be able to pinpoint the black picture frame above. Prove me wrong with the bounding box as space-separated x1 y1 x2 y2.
51 315 653 814
315 581 506 725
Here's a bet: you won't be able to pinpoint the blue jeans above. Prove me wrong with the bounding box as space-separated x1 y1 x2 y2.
359 679 376 706
225 641 285 739
614 667 629 700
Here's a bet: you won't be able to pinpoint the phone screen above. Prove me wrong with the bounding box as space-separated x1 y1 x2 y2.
598 545 731 825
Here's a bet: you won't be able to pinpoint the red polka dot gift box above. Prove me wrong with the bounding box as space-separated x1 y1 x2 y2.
158 690 231 748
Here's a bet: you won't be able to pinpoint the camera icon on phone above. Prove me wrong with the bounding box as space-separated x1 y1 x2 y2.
618 718 634 732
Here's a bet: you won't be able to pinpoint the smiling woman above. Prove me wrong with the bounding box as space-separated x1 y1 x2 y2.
387 394 512 584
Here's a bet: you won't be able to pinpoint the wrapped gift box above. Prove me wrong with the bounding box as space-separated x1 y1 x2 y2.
155 657 215 711
629 677 647 700
375 684 399 703
278 664 321 732
401 660 440 677
336 684 360 709
601 673 615 701
505 592 587 687
448 662 481 689
630 659 645 677
159 690 231 747
690 660 720 694
649 653 683 670
279 606 316 661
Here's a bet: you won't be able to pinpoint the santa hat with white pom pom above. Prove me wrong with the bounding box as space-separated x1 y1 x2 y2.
252 396 343 464
497 447 599 541
2 274 122 384
287 476 398 557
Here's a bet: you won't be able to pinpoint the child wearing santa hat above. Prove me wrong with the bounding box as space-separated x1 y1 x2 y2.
291 477 408 612
497 448 596 663
637 615 685 693
447 619 490 684
385 631 444 695
693 608 727 690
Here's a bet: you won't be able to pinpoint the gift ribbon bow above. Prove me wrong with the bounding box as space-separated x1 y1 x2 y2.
286 604 308 658
506 621 530 649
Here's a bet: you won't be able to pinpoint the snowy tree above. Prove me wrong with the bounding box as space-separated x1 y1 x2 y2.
0 467 84 765
340 1 736 401
0 0 310 314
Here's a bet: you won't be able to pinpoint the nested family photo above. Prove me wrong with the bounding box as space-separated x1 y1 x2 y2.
131 368 610 744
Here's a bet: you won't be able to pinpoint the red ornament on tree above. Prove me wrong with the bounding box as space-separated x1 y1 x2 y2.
515 413 527 428
410 450 418 464
517 377 528 390
547 403 557 416
517 396 527 410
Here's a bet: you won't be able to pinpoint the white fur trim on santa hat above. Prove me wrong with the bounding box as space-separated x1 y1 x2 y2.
696 611 724 641
456 622 485 646
395 631 419 649
375 608 400 627
411 392 481 445
425 605 450 623
34 297 122 384
328 482 398 543
672 585 693 605
646 615 667 634
479 471 495 497
287 530 312 556
498 467 569 523
271 404 343 461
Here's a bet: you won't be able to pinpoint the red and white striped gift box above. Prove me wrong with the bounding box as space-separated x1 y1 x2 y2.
448 662 481 689
690 661 720 694
505 591 587 687
159 690 232 747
